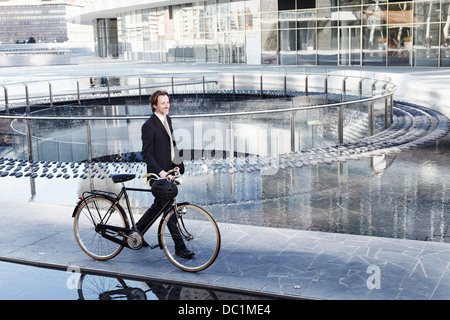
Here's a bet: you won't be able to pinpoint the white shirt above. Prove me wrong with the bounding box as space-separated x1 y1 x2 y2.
154 112 166 126
153 112 174 176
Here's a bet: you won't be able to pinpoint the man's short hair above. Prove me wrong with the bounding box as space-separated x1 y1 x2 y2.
150 90 169 112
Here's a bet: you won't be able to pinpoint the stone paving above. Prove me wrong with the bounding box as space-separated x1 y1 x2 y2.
0 199 449 300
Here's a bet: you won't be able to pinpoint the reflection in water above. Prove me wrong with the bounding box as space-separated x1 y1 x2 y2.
77 273 271 300
0 261 272 300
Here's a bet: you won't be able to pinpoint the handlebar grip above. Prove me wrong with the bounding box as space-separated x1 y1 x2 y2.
167 167 180 175
142 167 181 185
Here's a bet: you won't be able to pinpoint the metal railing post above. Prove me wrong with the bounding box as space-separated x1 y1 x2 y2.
384 97 389 129
290 112 296 152
107 77 110 103
260 74 263 99
342 76 348 102
2 86 9 114
232 73 236 99
305 75 308 96
77 81 81 105
85 120 92 163
390 95 394 125
369 101 374 136
383 84 388 129
25 119 33 161
338 105 344 144
24 83 30 114
138 78 142 101
202 75 206 99
171 77 174 94
48 82 53 107
228 117 234 158
371 80 378 96
358 78 364 97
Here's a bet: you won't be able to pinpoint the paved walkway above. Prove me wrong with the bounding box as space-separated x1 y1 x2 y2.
0 199 449 300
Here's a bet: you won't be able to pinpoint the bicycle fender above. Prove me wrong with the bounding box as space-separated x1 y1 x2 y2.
72 198 85 218
156 213 166 250
72 195 96 218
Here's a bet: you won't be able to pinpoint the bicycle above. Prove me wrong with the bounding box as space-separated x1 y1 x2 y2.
72 168 221 272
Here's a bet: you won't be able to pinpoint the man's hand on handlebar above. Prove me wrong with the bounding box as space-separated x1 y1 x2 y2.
143 167 181 185
164 167 181 181
159 171 173 181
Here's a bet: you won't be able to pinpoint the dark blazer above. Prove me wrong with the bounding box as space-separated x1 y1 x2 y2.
141 113 183 175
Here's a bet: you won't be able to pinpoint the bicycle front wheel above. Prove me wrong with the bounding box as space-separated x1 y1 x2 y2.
73 196 128 261
159 204 221 272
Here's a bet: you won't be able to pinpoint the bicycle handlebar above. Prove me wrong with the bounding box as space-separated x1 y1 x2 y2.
142 167 182 185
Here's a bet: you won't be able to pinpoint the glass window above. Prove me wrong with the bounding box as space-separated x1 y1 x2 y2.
317 7 337 28
317 27 338 64
297 0 315 9
261 11 277 29
362 25 387 66
297 28 316 65
338 6 362 26
231 0 245 14
413 22 439 66
317 0 338 8
278 0 295 11
387 25 412 66
441 1 450 66
279 26 296 64
245 0 260 14
340 0 361 6
260 0 278 13
261 30 278 64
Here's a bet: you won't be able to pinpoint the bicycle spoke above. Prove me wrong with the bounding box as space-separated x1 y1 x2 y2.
74 196 127 260
159 204 220 272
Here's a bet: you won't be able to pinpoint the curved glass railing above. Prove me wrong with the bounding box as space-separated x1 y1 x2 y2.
0 70 396 163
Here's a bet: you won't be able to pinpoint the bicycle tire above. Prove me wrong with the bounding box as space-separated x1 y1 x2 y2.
73 196 128 261
159 204 221 272
78 274 130 300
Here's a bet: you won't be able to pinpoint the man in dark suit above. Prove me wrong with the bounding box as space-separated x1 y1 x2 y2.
136 90 193 259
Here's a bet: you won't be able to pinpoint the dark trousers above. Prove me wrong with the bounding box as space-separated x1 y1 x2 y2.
136 197 186 251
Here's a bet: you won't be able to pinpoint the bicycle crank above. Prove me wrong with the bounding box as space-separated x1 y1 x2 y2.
96 224 144 250
126 231 144 250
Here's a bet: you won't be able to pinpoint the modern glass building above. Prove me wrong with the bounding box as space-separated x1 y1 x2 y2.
0 1 68 44
79 0 450 67
0 0 93 45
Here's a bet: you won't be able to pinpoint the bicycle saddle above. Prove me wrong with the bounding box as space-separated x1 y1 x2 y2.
111 174 136 183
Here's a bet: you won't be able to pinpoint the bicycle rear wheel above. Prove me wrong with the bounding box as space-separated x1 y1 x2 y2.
73 196 128 260
159 204 221 272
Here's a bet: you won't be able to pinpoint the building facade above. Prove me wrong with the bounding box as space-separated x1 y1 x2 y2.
82 0 450 67
0 0 93 45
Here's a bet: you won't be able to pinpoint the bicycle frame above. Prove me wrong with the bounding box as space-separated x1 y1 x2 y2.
72 181 189 250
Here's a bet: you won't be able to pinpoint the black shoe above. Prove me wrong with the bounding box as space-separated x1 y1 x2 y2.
175 248 195 259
